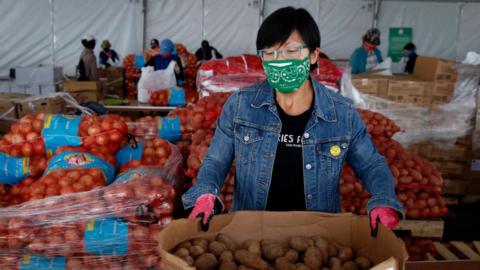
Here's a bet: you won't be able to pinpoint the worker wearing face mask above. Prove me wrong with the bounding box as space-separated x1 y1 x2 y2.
183 7 402 235
349 28 384 74
402 42 418 74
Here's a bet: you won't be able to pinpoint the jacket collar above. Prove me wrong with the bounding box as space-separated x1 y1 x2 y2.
251 78 337 122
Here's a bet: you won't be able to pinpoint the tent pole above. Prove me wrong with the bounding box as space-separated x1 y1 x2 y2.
202 0 205 40
143 0 147 52
49 0 56 66
372 0 381 28
454 2 464 61
259 0 265 24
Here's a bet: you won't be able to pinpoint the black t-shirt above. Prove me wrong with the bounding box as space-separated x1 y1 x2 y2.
266 95 313 211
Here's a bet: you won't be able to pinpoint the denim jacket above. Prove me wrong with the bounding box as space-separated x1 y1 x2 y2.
183 78 404 218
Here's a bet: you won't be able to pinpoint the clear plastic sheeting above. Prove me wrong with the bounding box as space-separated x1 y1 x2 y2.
0 165 181 270
341 64 480 147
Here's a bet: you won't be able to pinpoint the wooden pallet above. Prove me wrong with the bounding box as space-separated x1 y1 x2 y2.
406 241 480 270
395 219 444 238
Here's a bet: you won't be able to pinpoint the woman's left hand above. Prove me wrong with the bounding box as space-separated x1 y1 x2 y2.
370 207 400 230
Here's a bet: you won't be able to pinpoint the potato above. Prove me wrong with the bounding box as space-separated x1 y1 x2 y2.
210 241 227 257
337 247 353 263
220 262 238 270
354 257 372 270
178 240 192 249
261 240 285 261
304 246 323 270
342 261 358 270
289 236 310 252
217 233 236 250
314 238 329 262
235 249 269 270
181 255 194 266
327 245 338 258
193 238 209 251
195 253 218 270
311 235 326 241
275 257 296 270
285 249 299 263
239 266 254 270
190 245 206 258
328 257 342 269
220 250 235 264
244 240 262 256
296 263 312 270
174 247 190 258
320 268 330 270
306 239 314 247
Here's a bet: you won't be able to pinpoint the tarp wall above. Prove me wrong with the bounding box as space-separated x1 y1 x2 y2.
1 0 479 77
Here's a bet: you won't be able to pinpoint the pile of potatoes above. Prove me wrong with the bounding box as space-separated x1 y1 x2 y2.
171 234 375 270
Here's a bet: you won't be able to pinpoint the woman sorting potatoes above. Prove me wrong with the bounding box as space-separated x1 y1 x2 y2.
183 7 403 237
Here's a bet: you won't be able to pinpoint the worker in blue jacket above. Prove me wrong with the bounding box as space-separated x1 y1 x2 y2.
146 38 184 83
349 28 383 74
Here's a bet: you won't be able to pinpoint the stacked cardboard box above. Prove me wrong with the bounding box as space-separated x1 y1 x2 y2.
0 92 64 133
62 81 99 103
97 67 124 98
351 56 457 109
351 75 388 98
352 57 472 195
466 94 480 196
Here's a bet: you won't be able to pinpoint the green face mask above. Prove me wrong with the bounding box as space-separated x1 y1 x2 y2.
262 55 311 93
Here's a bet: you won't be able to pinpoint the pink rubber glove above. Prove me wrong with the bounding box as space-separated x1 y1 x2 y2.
188 194 217 225
370 207 400 230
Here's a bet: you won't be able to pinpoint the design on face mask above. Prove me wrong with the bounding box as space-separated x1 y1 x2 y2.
263 55 310 93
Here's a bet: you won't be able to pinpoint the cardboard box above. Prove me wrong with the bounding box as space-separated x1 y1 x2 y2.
442 179 468 195
431 160 469 178
432 81 455 97
473 94 480 153
425 143 471 161
15 66 63 85
63 81 99 103
15 96 65 118
387 78 433 106
0 92 31 119
351 75 389 98
413 56 457 82
158 211 408 270
98 67 124 98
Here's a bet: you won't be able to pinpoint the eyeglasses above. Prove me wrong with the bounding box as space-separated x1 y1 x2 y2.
258 45 307 60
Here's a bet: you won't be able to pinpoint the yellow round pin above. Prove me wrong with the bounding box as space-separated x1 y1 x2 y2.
330 145 341 157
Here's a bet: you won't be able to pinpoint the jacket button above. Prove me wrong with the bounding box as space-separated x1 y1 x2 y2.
341 143 348 149
303 133 310 139
305 164 312 170
244 135 250 142
307 194 313 200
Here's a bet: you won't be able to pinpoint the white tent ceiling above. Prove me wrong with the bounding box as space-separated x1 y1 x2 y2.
1 0 479 77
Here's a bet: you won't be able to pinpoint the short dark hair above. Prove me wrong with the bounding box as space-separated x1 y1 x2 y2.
403 42 416 51
256 7 320 53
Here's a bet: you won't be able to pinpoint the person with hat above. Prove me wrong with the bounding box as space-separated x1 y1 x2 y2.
99 40 120 68
78 34 98 81
146 38 184 83
349 28 384 74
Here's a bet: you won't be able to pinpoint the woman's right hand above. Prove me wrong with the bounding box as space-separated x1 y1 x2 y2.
188 193 218 228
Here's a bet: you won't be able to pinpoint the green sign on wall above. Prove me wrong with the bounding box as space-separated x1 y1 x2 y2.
388 27 412 62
